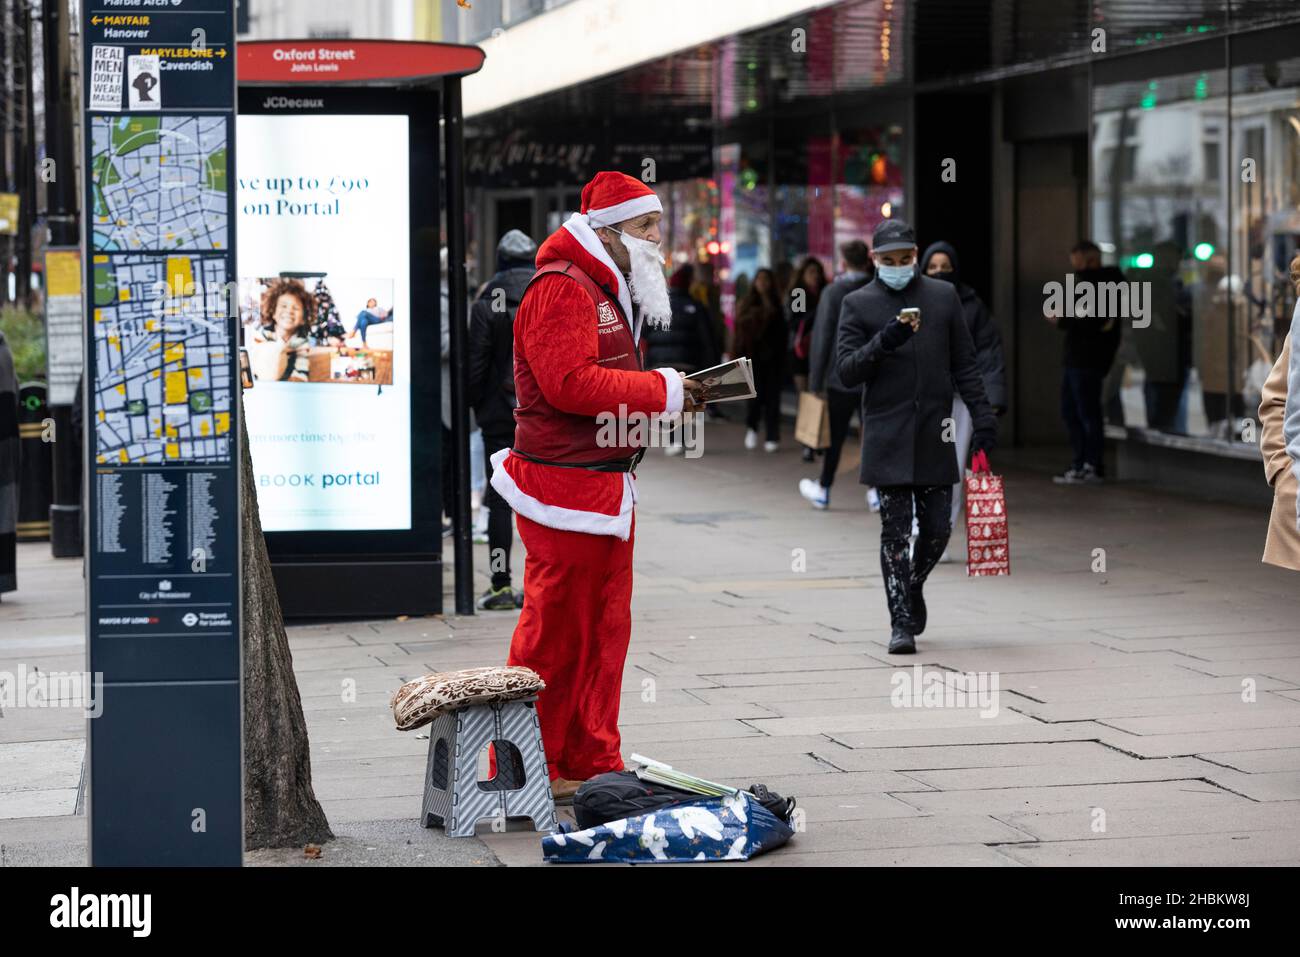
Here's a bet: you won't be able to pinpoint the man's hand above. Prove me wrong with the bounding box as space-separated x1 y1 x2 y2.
681 374 707 413
878 317 916 352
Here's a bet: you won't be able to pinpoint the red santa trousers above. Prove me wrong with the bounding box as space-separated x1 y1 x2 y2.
506 512 636 782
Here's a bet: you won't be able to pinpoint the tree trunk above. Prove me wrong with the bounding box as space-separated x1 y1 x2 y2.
239 412 333 848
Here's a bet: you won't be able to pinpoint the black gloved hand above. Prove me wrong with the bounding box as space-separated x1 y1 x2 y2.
971 428 997 458
877 318 915 352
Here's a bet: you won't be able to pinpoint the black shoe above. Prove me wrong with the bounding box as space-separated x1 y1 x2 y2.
910 585 927 636
801 446 815 463
888 627 916 654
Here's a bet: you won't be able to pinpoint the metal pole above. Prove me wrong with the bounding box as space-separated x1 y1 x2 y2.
42 0 76 245
444 75 474 616
15 0 34 308
43 0 81 558
1 0 10 302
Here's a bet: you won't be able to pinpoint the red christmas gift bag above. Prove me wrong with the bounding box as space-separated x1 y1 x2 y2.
965 450 1009 577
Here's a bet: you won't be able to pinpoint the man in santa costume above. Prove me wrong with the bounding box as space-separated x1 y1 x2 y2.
489 171 703 801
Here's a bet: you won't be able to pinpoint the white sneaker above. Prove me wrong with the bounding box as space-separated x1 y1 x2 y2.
798 478 829 510
764 441 779 453
866 487 881 512
745 429 759 450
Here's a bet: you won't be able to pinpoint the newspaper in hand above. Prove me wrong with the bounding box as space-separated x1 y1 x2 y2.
683 357 756 404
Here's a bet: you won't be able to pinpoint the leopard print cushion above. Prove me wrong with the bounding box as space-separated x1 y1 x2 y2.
391 666 545 731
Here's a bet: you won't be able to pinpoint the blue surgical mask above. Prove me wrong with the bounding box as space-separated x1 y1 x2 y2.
876 262 915 291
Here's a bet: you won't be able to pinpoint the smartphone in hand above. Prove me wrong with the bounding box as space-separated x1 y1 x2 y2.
899 307 921 331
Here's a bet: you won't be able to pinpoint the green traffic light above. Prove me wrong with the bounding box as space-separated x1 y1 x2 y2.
1193 242 1215 261
1134 252 1155 268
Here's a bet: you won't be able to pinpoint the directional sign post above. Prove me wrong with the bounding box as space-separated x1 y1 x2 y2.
82 0 242 866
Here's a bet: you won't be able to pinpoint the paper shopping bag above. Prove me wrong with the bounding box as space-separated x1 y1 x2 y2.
794 391 831 449
965 451 1009 577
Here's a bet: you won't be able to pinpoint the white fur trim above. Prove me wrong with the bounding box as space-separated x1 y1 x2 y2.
562 214 637 343
585 192 662 229
488 447 634 540
656 367 684 414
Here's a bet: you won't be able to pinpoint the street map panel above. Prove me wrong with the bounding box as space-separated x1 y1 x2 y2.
92 254 233 465
91 114 228 252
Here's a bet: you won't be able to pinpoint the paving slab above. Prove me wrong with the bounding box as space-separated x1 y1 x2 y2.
996 830 1300 866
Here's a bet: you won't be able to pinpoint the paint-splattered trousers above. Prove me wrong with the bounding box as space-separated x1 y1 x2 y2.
877 484 953 632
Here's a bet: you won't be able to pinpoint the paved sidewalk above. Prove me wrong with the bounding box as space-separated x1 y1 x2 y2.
2 417 1299 866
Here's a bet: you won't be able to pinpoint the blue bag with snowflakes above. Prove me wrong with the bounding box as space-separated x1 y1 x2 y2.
542 791 794 863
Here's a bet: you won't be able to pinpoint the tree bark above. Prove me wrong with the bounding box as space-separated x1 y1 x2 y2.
239 412 333 848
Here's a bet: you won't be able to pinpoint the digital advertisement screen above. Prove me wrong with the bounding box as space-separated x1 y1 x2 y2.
235 112 411 532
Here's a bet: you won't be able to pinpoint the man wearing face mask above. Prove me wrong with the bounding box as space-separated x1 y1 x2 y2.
489 171 705 800
836 220 997 654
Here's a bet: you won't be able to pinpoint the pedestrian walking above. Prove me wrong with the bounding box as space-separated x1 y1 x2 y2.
734 268 785 452
798 240 873 509
1048 240 1123 483
1259 253 1300 572
836 219 997 654
468 229 537 609
786 257 827 461
920 241 1007 553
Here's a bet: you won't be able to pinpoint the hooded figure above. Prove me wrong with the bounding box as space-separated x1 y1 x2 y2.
487 172 700 799
467 228 538 610
920 241 1007 537
919 242 1006 411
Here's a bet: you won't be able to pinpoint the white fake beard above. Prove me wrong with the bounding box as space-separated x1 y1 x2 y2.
622 233 673 330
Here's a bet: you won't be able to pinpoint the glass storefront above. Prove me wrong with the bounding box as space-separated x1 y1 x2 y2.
1093 32 1300 446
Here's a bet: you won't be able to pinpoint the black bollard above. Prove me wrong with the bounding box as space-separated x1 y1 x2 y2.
16 382 53 542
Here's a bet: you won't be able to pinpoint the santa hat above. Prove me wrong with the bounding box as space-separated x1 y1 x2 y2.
581 171 662 229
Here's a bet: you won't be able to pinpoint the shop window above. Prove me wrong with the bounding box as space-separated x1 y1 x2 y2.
836 125 905 256
1229 50 1300 437
1092 64 1232 440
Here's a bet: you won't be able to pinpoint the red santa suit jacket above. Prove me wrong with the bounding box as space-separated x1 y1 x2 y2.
488 214 684 541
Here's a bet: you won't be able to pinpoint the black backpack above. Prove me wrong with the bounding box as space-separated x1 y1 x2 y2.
572 771 797 829
573 772 697 829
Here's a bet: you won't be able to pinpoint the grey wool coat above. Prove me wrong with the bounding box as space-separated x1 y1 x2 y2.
835 273 996 487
